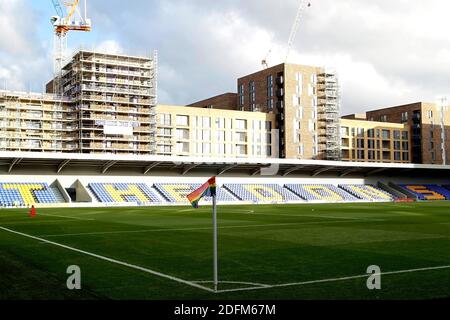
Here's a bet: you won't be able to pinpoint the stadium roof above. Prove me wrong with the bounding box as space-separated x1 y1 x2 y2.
1 151 450 178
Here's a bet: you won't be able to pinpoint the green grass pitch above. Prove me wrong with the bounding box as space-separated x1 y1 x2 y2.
0 202 449 300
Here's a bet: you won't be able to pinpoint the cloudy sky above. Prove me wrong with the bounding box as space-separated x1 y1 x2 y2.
0 0 449 114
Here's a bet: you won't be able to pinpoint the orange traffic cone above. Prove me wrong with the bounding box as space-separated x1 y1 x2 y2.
29 205 37 217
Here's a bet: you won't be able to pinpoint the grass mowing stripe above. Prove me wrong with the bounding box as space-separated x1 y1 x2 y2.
38 219 380 238
217 265 450 293
0 226 214 293
38 213 95 221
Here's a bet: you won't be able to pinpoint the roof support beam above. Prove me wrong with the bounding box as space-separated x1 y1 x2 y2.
101 161 118 174
339 168 360 177
365 167 388 177
143 161 162 174
57 159 71 173
282 165 306 176
311 167 333 177
8 158 22 173
251 167 263 176
217 164 238 176
181 163 199 175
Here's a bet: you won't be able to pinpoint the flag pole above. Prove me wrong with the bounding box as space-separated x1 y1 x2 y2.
213 193 218 292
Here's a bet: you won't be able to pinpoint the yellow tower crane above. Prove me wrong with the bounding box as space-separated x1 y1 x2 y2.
50 0 92 95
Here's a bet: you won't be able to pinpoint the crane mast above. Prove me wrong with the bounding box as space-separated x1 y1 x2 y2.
261 1 311 69
285 1 311 63
50 0 92 96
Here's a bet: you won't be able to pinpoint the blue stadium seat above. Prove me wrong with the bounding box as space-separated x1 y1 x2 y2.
88 183 160 203
0 183 58 206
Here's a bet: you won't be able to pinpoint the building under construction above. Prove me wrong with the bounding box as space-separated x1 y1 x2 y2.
1 50 158 155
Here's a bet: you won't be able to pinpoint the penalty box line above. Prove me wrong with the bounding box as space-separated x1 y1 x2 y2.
216 265 450 294
0 226 214 293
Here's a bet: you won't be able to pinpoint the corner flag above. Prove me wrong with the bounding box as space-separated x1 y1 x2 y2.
186 176 219 291
187 177 216 208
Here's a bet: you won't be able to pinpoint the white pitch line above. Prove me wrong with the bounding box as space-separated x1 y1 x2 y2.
0 219 86 226
38 219 376 238
217 265 450 293
0 226 214 293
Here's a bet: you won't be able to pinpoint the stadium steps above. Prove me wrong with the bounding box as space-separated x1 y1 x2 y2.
152 184 172 202
222 185 244 201
86 185 101 203
388 182 418 200
337 185 363 200
50 186 66 203
378 182 403 199
150 186 168 202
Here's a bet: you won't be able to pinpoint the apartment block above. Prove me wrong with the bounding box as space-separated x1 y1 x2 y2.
190 63 341 161
362 102 450 165
155 105 276 158
340 118 411 163
0 91 76 152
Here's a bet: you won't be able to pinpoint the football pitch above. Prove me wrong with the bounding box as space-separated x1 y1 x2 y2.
0 202 449 300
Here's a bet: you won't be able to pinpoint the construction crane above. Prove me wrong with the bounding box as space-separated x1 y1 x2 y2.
261 1 311 69
50 0 92 94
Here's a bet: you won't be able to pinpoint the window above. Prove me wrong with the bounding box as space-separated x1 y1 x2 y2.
357 128 364 137
341 127 349 136
202 143 211 154
176 115 189 126
235 132 247 143
176 129 189 140
267 99 274 110
357 139 365 148
176 142 189 153
217 131 225 141
202 117 211 128
267 75 273 98
428 110 433 119
382 130 390 139
380 115 387 122
394 152 401 161
394 130 401 140
216 143 225 155
368 150 376 160
202 130 210 140
402 131 409 140
236 145 247 155
216 118 225 129
403 152 409 161
357 150 365 159
249 81 256 110
367 129 375 138
402 141 409 150
236 119 247 130
394 141 401 150
401 112 408 123
238 84 244 107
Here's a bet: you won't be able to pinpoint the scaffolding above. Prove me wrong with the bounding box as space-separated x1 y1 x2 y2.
57 49 158 155
317 70 341 160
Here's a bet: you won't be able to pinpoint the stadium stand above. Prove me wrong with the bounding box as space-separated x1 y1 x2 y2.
223 184 300 202
0 183 58 207
88 183 160 203
153 183 236 203
285 184 358 202
338 184 394 201
399 185 446 200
